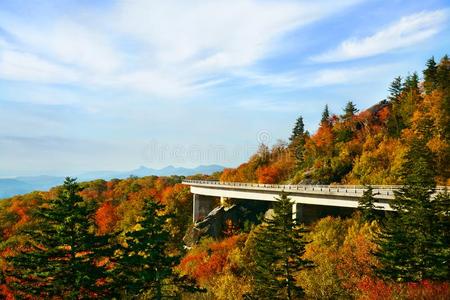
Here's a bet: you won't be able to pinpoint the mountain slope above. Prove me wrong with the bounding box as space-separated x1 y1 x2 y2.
220 55 450 186
0 179 33 199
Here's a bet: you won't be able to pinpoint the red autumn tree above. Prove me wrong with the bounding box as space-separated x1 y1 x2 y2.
95 201 118 235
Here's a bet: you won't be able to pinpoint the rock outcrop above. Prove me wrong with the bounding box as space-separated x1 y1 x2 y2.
183 200 271 246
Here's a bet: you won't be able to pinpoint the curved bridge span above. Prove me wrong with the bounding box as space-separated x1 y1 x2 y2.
182 180 448 223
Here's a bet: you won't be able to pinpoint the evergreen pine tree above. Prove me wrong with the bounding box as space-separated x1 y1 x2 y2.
7 177 112 299
436 55 450 142
112 198 199 299
423 56 437 94
250 192 311 299
387 76 404 137
343 101 358 120
431 189 450 279
358 186 380 222
388 76 403 102
403 72 420 93
437 55 450 90
321 104 330 125
375 138 449 281
290 116 305 142
290 116 308 165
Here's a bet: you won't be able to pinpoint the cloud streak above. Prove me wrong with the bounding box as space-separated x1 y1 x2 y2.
313 10 448 62
302 64 400 87
0 0 365 98
0 50 79 84
232 63 400 90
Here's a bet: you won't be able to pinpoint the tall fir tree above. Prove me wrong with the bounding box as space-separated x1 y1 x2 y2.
321 104 330 125
112 198 199 299
343 101 358 120
436 55 450 142
437 55 450 90
388 76 403 102
375 138 449 282
387 76 405 137
250 192 311 299
423 56 437 94
430 189 450 280
290 116 308 166
358 186 379 222
6 177 112 299
403 72 420 92
290 116 305 142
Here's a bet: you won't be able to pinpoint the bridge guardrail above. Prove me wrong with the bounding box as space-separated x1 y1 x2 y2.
182 180 449 197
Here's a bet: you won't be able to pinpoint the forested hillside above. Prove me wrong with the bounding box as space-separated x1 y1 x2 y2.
221 56 450 186
0 56 448 299
0 175 211 298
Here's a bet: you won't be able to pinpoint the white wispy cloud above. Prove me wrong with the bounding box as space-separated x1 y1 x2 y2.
302 64 399 87
232 63 399 90
0 0 365 98
313 10 449 62
232 70 299 89
0 50 79 83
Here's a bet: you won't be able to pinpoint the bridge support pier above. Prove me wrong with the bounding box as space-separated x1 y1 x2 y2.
193 194 215 223
292 203 303 222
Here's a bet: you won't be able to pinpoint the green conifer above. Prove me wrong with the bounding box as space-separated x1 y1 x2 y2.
250 192 311 299
343 101 358 120
388 76 403 102
7 177 112 299
436 55 450 141
375 138 449 281
290 116 305 142
437 55 450 90
387 76 405 136
321 104 330 125
290 116 308 165
358 186 380 222
403 72 420 92
112 198 199 299
423 57 437 94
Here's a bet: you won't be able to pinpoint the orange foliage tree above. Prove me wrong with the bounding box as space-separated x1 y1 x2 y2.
178 235 246 286
95 201 118 235
298 214 380 299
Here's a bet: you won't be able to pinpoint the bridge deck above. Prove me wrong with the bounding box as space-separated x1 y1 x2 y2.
183 180 401 198
183 180 448 197
183 180 449 212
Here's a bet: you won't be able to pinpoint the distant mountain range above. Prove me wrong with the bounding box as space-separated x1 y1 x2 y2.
77 164 225 181
0 165 224 199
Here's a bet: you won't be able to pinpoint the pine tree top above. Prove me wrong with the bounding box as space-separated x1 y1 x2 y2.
321 104 330 124
343 101 358 120
290 116 305 141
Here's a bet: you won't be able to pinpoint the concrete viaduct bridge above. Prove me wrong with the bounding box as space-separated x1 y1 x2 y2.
182 180 448 223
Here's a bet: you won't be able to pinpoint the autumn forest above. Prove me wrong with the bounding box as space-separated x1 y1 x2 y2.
0 56 449 299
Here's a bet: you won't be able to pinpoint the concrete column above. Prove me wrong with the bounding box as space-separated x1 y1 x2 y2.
193 194 216 223
292 202 303 223
193 194 201 223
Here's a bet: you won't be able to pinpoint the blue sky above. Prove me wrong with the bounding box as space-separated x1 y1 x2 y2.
0 0 449 176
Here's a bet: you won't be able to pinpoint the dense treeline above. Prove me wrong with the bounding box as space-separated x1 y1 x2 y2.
221 56 450 186
0 56 449 299
0 175 205 298
0 175 193 243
